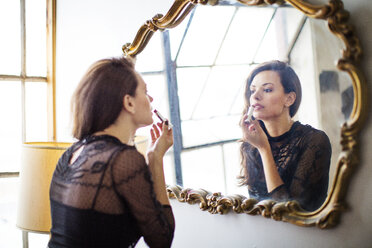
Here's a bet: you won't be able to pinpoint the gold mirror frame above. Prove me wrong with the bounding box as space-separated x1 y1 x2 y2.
122 0 367 228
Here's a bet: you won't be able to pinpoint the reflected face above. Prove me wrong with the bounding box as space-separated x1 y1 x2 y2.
132 73 154 127
249 70 290 121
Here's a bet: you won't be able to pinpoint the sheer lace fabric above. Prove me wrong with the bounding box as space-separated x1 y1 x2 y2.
48 135 174 248
243 121 332 211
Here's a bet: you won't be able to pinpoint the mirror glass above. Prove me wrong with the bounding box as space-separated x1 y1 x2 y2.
135 2 353 211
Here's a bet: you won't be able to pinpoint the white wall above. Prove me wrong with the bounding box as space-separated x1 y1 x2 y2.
163 0 372 247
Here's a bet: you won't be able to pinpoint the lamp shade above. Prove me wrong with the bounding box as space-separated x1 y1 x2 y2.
16 142 71 233
16 136 148 233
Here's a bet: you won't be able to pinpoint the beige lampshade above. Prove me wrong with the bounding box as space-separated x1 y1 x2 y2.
16 136 148 233
16 142 71 233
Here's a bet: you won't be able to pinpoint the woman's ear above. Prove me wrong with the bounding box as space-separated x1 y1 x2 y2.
285 92 296 108
123 94 136 114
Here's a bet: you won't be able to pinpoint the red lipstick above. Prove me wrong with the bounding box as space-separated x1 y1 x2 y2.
153 109 173 129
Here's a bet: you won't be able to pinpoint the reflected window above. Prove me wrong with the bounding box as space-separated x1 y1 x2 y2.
135 3 306 194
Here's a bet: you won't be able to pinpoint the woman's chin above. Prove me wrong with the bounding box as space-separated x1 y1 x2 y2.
145 118 154 126
136 120 153 128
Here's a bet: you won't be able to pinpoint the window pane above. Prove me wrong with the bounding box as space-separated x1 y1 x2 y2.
177 5 236 66
255 7 304 62
190 65 249 119
0 82 22 172
177 66 249 147
26 0 47 76
223 142 248 196
25 82 48 142
181 146 226 193
181 115 241 147
169 13 192 61
177 67 210 120
280 8 306 51
216 7 274 65
0 0 21 75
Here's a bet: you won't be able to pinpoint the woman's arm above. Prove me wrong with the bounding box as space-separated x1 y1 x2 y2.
111 148 175 248
242 120 284 193
257 144 285 193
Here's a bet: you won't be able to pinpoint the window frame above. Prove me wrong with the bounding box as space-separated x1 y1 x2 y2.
0 0 56 178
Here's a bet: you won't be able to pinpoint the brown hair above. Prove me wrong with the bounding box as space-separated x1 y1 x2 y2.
71 56 138 140
239 60 302 186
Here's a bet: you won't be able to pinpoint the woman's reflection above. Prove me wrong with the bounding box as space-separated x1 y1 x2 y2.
239 60 331 211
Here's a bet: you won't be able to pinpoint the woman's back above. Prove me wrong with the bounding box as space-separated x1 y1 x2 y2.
49 135 174 248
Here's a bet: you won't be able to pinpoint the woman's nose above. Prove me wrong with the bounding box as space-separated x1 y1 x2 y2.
252 90 261 100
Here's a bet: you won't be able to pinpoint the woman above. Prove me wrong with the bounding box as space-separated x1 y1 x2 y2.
48 57 174 247
239 60 331 212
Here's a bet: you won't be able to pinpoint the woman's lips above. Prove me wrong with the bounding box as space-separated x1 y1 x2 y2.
252 104 263 110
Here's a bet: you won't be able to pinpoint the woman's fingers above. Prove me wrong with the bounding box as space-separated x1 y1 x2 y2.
157 120 172 134
162 120 170 132
240 114 249 126
150 128 156 143
248 122 256 132
150 124 161 145
243 121 258 138
152 123 161 137
156 122 163 130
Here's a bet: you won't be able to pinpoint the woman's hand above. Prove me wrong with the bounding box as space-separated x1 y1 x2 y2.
241 118 269 150
147 121 173 160
146 121 173 205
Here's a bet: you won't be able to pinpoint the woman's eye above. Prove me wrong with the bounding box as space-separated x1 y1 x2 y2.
264 88 272 93
250 90 255 94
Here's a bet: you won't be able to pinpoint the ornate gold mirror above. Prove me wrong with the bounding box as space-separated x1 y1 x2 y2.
123 0 367 228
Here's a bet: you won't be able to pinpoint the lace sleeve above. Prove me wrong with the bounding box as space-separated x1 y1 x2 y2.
111 148 175 248
270 130 332 211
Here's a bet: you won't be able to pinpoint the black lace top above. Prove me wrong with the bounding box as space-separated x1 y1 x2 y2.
48 135 175 248
242 121 331 211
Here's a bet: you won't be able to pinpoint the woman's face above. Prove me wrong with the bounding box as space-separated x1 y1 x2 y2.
249 70 292 121
132 73 154 127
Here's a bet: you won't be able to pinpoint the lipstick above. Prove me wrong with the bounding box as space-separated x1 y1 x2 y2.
244 106 254 123
153 109 173 129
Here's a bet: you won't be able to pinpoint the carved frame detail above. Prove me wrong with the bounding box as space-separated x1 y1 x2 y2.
123 0 367 228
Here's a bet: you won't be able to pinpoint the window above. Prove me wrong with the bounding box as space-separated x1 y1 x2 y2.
0 0 50 174
0 0 52 247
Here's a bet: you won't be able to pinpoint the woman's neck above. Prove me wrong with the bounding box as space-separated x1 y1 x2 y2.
94 113 136 145
262 115 294 138
96 127 135 145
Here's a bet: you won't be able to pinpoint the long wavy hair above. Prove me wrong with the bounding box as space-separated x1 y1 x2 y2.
71 56 138 140
238 60 302 186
